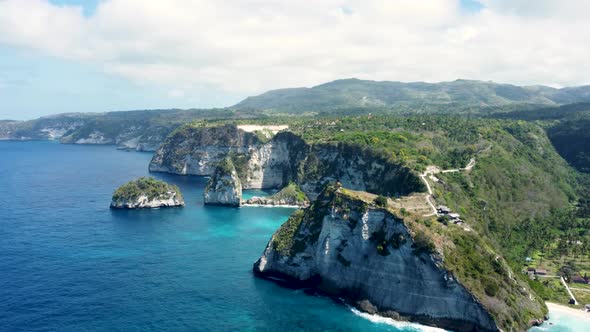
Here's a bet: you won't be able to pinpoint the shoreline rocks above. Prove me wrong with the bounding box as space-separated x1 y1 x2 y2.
244 183 310 208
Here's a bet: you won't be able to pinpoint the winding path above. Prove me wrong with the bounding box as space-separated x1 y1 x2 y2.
418 144 492 218
420 158 476 217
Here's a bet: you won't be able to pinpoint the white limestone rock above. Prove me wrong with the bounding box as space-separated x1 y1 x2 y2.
110 177 185 209
203 157 242 207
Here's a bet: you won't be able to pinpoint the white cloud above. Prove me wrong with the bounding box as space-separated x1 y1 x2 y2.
167 89 185 99
0 0 588 100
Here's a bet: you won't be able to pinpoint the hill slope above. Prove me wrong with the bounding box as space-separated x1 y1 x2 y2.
234 78 590 114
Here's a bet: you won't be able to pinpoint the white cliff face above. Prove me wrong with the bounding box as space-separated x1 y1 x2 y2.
244 139 293 189
110 192 184 209
150 144 253 175
40 127 70 140
203 159 242 207
74 131 114 145
149 127 424 198
254 192 498 332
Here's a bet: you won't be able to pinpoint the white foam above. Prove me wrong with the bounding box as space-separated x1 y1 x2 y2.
361 211 370 240
349 307 448 332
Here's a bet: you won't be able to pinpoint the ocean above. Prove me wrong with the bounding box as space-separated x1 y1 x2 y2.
0 141 584 331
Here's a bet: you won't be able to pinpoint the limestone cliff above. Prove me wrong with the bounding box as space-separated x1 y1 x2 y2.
253 185 546 332
149 124 425 197
149 124 262 175
0 113 177 151
110 177 184 209
203 157 242 206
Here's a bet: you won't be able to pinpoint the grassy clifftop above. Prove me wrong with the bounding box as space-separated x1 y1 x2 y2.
338 186 547 330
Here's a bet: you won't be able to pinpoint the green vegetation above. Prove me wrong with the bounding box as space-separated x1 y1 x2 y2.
373 195 388 207
112 177 182 202
271 210 305 256
290 116 503 171
548 114 590 173
489 102 590 174
265 182 309 205
234 78 590 115
411 230 436 255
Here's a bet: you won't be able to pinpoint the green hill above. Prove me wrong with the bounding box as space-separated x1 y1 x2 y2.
234 78 590 114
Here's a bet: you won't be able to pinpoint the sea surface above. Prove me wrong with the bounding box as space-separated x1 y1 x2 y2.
0 141 583 332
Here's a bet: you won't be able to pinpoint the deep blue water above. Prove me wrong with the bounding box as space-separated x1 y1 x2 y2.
0 141 437 332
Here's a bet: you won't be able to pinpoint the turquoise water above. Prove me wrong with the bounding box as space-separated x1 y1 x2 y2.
242 189 274 200
530 308 589 332
0 141 584 332
0 141 431 332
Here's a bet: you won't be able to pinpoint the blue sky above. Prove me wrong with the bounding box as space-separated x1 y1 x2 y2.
1 0 588 120
0 47 243 119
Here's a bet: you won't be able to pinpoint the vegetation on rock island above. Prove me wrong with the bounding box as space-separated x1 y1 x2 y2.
112 177 183 203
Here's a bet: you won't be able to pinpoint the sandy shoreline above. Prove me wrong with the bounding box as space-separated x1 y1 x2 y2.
546 302 590 321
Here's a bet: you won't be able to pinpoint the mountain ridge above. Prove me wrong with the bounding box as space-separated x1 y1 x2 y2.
234 78 590 112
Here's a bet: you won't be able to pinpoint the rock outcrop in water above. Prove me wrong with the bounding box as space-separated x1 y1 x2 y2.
110 177 184 209
244 182 310 207
149 124 425 198
203 157 242 206
253 185 546 332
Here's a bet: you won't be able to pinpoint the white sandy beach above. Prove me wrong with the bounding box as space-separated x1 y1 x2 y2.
546 302 590 321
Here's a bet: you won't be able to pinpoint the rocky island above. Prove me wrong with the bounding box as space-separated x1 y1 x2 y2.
110 177 185 209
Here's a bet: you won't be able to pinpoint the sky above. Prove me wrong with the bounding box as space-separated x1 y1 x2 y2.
0 0 589 120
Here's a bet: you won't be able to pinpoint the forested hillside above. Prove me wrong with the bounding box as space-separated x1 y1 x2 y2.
235 78 590 114
489 102 590 174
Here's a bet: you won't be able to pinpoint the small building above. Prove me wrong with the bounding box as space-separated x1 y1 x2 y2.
571 275 587 284
437 205 451 214
535 269 548 276
525 257 532 263
448 213 461 220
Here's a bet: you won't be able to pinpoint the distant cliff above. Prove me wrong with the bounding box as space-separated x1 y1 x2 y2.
149 124 425 198
253 185 546 332
0 109 236 151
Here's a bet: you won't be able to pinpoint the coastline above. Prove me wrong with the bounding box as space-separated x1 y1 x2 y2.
546 302 590 321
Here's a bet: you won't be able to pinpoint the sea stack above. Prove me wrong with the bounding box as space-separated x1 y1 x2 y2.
110 177 184 209
203 157 242 207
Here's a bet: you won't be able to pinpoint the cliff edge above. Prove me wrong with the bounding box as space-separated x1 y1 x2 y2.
253 185 546 332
